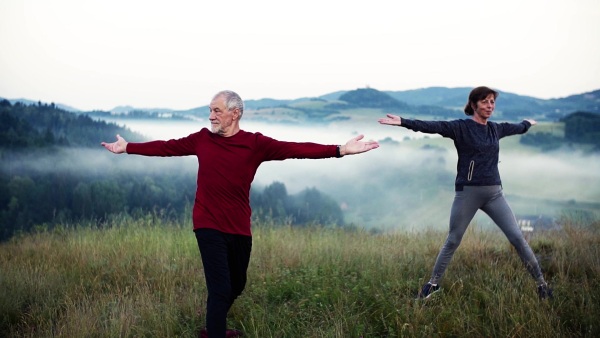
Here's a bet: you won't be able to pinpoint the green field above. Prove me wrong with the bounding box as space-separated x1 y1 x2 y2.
1 215 599 337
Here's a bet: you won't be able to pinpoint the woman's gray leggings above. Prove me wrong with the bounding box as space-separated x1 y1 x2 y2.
429 185 545 285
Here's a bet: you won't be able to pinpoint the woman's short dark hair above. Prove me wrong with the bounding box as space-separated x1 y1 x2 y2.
464 86 499 116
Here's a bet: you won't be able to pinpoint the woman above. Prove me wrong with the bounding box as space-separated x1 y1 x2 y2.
378 86 552 300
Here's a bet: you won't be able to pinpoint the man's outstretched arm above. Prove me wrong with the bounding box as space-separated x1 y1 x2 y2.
101 134 128 154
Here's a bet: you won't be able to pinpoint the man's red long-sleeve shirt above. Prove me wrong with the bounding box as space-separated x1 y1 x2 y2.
126 128 338 236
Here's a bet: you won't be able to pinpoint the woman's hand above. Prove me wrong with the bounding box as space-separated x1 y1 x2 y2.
378 114 402 126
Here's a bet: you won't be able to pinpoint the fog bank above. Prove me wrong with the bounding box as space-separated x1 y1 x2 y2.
7 118 598 231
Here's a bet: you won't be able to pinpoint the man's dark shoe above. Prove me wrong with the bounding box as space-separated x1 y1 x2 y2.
226 329 244 337
200 328 244 338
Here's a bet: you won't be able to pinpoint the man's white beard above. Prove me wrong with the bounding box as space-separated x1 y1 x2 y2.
211 125 224 135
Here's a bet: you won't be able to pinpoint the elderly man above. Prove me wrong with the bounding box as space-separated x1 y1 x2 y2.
102 90 379 338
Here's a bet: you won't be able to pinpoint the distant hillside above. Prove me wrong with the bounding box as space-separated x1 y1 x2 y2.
562 111 600 146
172 87 599 122
545 90 600 117
0 99 146 150
0 97 80 112
338 88 410 109
385 88 600 120
384 87 471 107
4 87 599 123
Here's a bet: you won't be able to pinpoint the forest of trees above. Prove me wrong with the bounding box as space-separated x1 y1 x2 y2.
0 99 146 149
562 111 600 146
250 182 344 226
519 111 600 151
0 100 345 241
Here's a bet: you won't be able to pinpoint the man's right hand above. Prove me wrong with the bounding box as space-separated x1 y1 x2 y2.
101 134 128 154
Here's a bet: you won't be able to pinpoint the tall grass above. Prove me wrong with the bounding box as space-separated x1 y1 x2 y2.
1 215 599 337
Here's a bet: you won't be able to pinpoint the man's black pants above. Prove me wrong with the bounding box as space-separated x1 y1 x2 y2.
195 228 252 338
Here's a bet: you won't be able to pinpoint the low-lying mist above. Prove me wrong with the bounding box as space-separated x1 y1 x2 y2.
7 118 600 231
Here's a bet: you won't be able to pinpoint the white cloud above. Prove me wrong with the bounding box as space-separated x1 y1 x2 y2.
1 0 599 111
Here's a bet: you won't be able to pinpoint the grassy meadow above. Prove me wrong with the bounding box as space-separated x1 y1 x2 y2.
1 214 599 337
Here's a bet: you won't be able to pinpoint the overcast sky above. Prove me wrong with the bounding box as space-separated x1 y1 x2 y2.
1 0 599 111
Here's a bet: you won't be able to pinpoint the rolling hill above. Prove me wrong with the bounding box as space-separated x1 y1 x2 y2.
3 87 599 124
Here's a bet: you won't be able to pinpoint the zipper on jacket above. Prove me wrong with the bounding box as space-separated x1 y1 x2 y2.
467 160 474 181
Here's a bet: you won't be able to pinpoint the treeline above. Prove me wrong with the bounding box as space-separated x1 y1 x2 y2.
0 161 195 240
250 181 344 226
0 99 145 149
0 159 343 241
563 111 600 146
0 101 345 241
519 111 600 151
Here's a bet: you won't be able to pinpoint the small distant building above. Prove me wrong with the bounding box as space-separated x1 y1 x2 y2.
516 215 557 241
